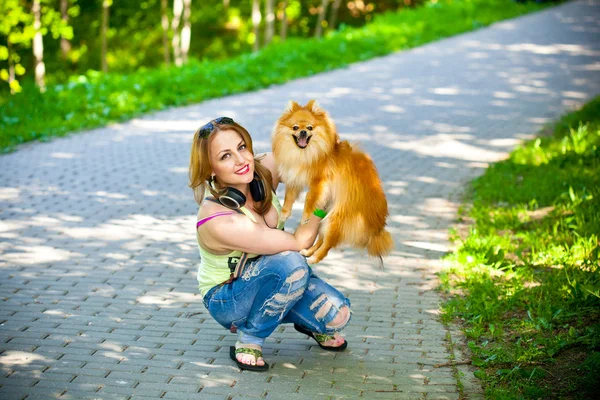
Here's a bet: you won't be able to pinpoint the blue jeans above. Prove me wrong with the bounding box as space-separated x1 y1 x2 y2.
202 251 351 347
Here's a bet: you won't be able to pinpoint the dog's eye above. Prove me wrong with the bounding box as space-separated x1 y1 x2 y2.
307 126 313 131
292 126 299 131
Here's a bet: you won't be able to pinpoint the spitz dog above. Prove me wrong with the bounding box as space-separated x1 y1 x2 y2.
272 100 393 265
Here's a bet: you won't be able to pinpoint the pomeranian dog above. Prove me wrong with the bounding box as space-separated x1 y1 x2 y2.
272 100 393 265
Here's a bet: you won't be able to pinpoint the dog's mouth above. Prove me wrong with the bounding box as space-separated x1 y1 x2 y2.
292 134 312 149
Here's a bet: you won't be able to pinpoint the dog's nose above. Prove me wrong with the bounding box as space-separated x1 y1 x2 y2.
299 130 307 137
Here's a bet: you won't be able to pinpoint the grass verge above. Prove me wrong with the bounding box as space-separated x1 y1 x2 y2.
439 97 600 399
0 0 553 153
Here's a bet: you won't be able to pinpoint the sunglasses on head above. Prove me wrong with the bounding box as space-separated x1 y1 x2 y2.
198 116 235 138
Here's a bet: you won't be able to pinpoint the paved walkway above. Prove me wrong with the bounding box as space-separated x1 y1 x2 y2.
1 1 600 399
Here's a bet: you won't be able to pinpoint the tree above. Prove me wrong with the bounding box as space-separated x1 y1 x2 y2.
315 0 330 38
160 0 170 65
180 0 191 64
0 0 34 94
279 0 288 41
264 0 274 46
32 0 46 91
328 0 342 31
171 0 183 66
251 0 261 52
59 0 71 60
101 0 111 72
171 0 192 67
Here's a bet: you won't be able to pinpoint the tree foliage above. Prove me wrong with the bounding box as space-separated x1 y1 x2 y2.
0 0 422 91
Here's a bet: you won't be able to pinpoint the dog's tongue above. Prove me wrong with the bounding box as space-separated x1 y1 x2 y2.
298 136 308 148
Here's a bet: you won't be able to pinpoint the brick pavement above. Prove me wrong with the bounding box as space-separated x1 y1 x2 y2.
1 1 600 399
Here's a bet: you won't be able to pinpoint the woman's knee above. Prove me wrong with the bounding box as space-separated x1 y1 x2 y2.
273 251 310 287
326 305 350 330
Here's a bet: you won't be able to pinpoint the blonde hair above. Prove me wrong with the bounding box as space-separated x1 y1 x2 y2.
188 119 274 215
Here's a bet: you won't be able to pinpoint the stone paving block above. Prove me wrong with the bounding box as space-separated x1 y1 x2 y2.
163 391 226 400
0 386 52 400
62 389 128 399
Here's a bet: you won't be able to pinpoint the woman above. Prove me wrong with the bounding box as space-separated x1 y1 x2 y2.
189 117 351 371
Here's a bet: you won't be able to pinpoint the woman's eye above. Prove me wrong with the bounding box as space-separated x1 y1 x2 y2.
307 126 313 131
239 144 247 151
221 153 230 160
293 126 299 131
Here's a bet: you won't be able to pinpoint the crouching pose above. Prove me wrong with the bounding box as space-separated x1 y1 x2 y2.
189 117 351 371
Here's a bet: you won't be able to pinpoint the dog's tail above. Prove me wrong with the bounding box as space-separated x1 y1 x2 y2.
367 229 393 269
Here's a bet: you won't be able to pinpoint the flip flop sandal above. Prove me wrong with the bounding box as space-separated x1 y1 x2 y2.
229 345 269 372
294 323 348 352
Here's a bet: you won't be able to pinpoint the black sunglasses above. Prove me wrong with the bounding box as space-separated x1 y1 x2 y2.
198 116 235 138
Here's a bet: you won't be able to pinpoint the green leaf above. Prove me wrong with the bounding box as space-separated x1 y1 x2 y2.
472 356 485 367
474 369 486 379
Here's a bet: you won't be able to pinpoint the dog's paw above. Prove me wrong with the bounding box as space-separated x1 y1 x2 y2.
307 256 320 265
280 209 292 222
278 216 289 227
299 249 310 257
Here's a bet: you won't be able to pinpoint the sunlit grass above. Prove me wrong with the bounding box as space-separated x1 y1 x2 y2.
439 97 600 399
0 0 552 152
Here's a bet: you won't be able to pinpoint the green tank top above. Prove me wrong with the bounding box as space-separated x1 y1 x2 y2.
196 194 285 298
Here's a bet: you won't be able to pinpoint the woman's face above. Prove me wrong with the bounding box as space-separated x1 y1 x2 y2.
209 129 255 188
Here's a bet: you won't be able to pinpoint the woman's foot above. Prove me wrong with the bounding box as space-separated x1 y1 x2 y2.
318 332 346 348
232 341 267 369
293 324 348 352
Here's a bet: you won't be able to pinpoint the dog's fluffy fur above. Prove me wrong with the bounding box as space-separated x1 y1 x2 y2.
272 100 393 264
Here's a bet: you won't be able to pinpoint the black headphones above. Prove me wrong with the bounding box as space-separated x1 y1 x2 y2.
209 173 266 209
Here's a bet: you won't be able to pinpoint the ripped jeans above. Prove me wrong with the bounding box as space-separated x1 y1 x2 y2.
202 251 351 347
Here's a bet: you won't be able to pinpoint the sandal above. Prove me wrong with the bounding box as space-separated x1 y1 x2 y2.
229 342 269 372
294 323 348 352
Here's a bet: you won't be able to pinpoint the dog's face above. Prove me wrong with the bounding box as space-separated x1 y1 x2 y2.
272 100 337 162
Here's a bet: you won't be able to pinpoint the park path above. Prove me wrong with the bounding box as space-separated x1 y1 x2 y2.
1 1 599 399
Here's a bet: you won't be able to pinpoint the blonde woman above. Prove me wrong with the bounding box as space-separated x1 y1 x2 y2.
189 117 351 371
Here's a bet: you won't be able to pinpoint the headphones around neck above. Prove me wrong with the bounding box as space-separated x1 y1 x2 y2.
209 173 266 210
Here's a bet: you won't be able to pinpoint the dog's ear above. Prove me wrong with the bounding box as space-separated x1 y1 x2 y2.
306 99 325 116
284 100 301 113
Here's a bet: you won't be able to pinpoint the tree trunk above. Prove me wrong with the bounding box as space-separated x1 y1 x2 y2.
279 0 288 41
7 39 17 94
328 0 342 30
60 0 71 60
264 0 274 46
32 0 46 91
251 0 261 52
160 0 170 66
223 0 230 8
180 0 191 64
171 0 183 66
315 0 329 38
101 0 110 72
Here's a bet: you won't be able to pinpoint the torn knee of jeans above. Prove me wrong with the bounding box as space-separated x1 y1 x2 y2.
325 305 351 330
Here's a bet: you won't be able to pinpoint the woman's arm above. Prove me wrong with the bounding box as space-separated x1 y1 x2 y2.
199 212 321 255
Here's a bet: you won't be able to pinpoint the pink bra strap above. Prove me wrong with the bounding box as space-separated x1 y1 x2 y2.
196 212 236 228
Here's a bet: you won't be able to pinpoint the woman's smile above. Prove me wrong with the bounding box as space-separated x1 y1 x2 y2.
235 164 250 175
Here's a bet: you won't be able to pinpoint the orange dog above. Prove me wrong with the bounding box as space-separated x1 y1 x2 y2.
272 100 393 265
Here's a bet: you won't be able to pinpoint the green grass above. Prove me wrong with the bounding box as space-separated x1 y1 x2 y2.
439 97 600 399
0 0 553 153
